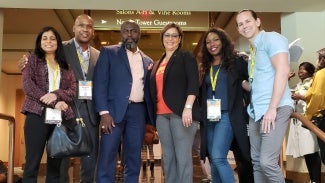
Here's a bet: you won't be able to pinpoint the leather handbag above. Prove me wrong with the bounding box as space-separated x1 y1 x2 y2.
144 124 159 145
46 101 92 158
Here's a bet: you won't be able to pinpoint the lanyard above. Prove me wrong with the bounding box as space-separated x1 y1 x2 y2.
46 59 60 90
249 46 256 83
209 64 222 97
76 49 89 78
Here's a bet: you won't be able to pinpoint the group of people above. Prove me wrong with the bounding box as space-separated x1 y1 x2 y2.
19 8 325 183
286 47 325 183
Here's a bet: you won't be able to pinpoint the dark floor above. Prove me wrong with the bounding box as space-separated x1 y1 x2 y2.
34 155 239 183
114 155 237 183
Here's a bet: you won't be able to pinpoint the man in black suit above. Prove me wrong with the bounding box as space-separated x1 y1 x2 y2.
60 14 100 183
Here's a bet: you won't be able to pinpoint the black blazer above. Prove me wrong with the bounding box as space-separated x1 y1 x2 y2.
199 56 251 162
150 50 201 121
63 39 100 125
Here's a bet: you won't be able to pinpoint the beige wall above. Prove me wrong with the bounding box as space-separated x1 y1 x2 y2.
0 73 22 161
283 11 325 88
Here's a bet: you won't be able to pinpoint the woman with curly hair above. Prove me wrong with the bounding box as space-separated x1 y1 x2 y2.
199 27 253 183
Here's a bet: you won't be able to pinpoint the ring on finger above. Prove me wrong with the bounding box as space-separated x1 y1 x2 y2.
101 125 105 129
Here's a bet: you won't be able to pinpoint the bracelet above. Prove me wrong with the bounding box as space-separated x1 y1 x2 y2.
184 104 192 109
99 111 109 115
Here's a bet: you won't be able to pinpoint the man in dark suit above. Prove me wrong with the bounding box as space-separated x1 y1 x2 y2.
59 14 100 183
93 20 154 183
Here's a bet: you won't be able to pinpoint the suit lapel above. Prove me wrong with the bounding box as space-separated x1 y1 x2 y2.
119 46 132 75
227 67 237 111
65 40 85 80
86 47 97 80
140 51 151 78
163 51 177 84
150 58 161 83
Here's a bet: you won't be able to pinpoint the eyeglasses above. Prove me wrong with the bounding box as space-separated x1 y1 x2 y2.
163 33 179 39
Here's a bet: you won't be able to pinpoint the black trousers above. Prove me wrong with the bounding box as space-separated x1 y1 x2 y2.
304 152 321 183
316 116 325 164
22 112 62 183
232 140 254 183
59 103 99 183
314 115 325 183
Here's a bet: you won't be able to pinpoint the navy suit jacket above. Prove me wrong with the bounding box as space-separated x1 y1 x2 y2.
93 44 154 125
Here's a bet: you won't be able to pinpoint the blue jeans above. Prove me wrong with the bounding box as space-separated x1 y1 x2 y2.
207 112 234 183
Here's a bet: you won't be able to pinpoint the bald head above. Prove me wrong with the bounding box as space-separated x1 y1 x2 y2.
75 14 93 25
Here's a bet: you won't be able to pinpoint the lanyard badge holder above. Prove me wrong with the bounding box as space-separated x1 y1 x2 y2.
78 80 92 100
207 65 222 122
248 46 256 119
45 107 62 124
77 49 92 100
207 98 221 121
45 59 62 124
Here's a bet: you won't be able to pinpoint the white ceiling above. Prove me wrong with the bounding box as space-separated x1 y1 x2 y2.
1 0 324 12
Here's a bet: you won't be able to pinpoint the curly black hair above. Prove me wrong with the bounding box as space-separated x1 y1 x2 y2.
200 27 238 74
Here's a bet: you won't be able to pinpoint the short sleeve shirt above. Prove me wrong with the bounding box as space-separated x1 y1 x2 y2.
248 31 293 121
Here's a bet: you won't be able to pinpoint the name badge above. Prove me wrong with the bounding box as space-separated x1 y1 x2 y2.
207 99 221 122
78 80 92 100
45 108 62 124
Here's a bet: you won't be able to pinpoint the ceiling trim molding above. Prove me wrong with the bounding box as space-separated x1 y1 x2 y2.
53 9 75 38
1 0 325 12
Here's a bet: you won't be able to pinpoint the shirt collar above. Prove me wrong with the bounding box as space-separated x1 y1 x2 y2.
125 46 140 54
73 38 90 53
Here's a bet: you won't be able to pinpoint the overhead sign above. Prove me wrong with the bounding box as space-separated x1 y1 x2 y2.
92 10 209 31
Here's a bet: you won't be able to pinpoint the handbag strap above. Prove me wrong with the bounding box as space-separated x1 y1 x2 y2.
73 100 86 127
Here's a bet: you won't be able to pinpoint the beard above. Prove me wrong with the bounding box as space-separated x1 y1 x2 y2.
123 37 138 51
125 42 137 50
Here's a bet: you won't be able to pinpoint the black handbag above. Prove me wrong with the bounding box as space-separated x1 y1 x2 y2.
46 101 92 158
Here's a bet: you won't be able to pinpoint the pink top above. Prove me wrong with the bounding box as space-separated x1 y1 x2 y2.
127 48 145 102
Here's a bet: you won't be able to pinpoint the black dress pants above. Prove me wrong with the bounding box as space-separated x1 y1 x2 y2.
22 112 62 183
232 140 254 183
304 152 321 183
59 103 99 183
